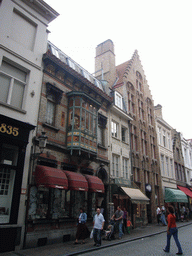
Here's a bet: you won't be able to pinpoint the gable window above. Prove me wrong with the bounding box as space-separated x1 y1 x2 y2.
128 92 135 114
136 71 143 92
111 121 118 138
0 60 27 109
114 91 122 109
138 100 144 120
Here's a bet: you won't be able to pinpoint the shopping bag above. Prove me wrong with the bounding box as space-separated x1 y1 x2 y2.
90 229 93 239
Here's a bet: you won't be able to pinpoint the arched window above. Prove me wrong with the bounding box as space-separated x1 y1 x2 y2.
136 71 143 92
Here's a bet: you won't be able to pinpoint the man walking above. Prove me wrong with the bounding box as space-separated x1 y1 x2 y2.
112 206 124 239
93 208 105 246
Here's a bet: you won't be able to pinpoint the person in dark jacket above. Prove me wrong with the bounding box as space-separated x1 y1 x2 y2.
74 208 89 244
163 205 183 255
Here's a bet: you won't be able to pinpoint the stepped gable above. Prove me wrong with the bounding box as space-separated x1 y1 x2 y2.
114 50 138 89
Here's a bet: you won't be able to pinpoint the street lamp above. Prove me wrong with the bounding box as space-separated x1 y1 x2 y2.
31 131 48 159
38 131 48 153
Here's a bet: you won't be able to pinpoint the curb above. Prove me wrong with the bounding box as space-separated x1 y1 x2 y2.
65 222 192 256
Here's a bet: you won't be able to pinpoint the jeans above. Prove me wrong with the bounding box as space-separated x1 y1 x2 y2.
93 228 102 245
118 222 123 238
164 228 183 253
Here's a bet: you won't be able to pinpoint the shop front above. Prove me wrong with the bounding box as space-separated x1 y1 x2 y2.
25 165 105 248
111 179 150 228
0 114 34 252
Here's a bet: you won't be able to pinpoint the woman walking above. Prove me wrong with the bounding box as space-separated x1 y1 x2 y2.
163 205 183 255
74 208 89 244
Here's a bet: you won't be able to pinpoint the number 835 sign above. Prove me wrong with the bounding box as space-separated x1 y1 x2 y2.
0 123 19 137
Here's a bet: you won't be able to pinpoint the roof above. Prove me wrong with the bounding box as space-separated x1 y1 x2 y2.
115 61 130 87
46 41 112 103
114 50 138 88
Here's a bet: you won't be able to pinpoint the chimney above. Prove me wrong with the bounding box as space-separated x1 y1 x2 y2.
95 39 116 91
154 104 163 118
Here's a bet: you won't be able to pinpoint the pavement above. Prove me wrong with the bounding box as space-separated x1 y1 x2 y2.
1 220 192 256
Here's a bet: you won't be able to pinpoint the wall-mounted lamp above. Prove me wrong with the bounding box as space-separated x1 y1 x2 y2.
32 131 48 159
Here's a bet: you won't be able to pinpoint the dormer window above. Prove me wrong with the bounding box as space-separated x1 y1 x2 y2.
114 91 123 109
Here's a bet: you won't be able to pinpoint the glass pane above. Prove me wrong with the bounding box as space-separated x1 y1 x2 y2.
1 61 26 82
86 111 89 129
74 108 80 129
46 100 55 125
69 98 73 107
75 97 80 106
11 80 25 108
0 167 15 224
89 113 93 133
81 109 85 130
0 73 10 103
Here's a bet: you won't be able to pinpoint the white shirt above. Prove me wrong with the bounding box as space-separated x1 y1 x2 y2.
93 213 105 229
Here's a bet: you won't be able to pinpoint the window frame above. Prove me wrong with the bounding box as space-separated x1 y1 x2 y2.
0 60 28 110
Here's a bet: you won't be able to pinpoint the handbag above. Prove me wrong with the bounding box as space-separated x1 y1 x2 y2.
90 229 93 239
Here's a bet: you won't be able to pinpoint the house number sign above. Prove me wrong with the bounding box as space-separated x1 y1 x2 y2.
0 123 19 137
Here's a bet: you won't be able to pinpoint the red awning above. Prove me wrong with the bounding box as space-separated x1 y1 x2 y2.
178 185 192 198
84 174 104 193
64 171 88 191
35 165 68 190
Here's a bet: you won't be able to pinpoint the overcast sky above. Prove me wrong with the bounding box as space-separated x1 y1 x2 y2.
44 0 192 139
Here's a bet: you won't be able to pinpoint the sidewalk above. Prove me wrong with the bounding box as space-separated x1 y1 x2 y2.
1 220 192 256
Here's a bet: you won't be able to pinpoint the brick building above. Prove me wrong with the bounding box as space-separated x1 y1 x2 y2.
25 42 112 248
95 39 163 224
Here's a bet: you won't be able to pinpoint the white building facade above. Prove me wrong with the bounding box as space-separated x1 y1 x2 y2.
0 0 58 252
154 105 176 197
180 134 192 186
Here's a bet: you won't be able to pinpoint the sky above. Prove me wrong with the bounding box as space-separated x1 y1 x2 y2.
44 0 192 139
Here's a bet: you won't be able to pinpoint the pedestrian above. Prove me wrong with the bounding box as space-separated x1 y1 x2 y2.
126 217 133 234
112 206 124 239
156 205 161 225
122 207 128 233
161 205 167 226
180 205 185 222
74 208 90 244
93 207 105 247
163 205 183 255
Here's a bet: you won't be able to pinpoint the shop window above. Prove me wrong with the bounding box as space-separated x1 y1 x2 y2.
0 60 27 109
28 186 73 220
0 144 18 224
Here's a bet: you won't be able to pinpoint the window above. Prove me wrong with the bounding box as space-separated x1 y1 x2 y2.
134 168 140 183
114 91 122 109
123 158 128 179
150 136 156 159
141 130 147 155
45 83 63 127
0 60 27 109
161 155 164 175
0 144 18 224
97 114 107 147
144 170 149 184
148 107 153 125
138 100 144 120
163 130 166 147
111 121 118 138
170 159 173 178
121 126 127 143
136 71 143 92
131 125 137 151
166 157 169 176
128 92 135 114
112 155 119 177
167 133 171 150
154 173 158 186
158 127 162 145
